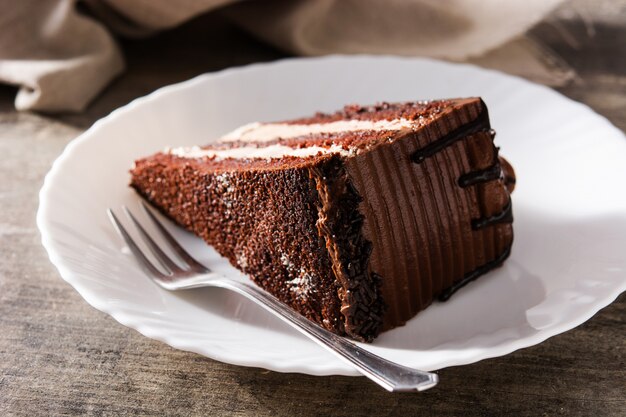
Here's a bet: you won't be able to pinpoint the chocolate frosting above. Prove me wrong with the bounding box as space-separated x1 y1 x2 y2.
310 156 385 341
345 98 514 329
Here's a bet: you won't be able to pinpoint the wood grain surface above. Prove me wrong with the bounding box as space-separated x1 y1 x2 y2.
1 2 625 416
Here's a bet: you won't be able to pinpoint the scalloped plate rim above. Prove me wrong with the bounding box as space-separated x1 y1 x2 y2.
37 55 626 376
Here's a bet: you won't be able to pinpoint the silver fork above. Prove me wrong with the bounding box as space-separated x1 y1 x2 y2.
107 202 439 392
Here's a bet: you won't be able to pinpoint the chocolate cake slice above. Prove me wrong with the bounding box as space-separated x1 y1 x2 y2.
130 98 515 342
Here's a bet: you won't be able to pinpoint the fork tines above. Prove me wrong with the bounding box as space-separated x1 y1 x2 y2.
107 202 210 279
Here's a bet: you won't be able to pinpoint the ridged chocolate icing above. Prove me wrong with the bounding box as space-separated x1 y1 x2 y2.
344 98 514 329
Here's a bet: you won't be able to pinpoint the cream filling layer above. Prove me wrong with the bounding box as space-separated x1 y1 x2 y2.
220 118 415 142
168 117 414 160
168 143 352 161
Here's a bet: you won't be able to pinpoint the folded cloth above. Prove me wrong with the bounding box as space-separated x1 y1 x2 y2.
0 0 564 113
0 0 123 112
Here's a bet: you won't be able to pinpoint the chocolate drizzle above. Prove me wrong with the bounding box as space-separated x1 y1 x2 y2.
438 244 512 301
411 110 513 230
472 200 513 229
458 162 502 188
409 100 514 303
457 130 505 188
411 107 490 164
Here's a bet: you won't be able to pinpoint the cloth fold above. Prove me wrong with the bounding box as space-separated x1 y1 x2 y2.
0 0 565 113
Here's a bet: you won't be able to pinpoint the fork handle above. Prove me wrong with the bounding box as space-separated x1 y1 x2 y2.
212 279 438 392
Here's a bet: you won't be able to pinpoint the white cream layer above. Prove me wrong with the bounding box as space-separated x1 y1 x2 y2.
168 143 352 161
168 117 414 160
220 118 415 142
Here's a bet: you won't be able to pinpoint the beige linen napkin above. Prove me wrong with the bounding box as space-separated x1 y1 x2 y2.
0 0 565 113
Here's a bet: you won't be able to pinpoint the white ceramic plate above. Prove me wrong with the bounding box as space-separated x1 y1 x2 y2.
38 56 626 375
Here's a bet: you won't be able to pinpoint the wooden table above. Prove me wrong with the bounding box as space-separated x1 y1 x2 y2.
1 3 624 416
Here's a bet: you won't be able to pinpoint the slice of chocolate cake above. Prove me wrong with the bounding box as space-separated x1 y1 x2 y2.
130 98 515 342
